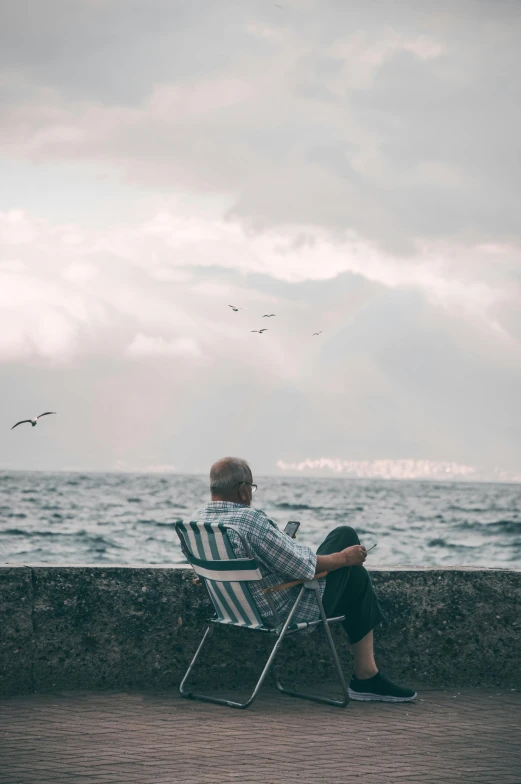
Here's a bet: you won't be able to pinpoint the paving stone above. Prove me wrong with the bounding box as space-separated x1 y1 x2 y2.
0 687 519 783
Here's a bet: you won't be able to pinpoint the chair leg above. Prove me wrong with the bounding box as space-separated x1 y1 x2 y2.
179 624 213 699
178 590 307 709
272 589 349 707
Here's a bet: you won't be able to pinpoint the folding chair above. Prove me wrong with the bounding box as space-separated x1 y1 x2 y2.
175 521 349 709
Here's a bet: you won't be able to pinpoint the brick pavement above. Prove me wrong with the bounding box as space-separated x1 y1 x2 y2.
0 686 519 784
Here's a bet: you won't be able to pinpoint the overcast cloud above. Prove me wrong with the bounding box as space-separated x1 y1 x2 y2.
1 0 520 478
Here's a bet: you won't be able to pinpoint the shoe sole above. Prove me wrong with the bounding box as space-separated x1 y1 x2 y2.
348 688 417 703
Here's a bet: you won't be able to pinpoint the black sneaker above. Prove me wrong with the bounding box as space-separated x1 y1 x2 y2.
348 672 417 702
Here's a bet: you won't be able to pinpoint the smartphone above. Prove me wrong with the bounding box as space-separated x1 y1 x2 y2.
365 543 377 553
284 520 300 538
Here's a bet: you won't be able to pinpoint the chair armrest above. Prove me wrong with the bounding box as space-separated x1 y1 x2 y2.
263 572 327 594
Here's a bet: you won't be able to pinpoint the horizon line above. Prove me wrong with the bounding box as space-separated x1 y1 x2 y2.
1 466 521 487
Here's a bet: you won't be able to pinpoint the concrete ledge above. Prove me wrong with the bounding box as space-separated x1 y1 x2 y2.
0 565 519 696
0 566 34 695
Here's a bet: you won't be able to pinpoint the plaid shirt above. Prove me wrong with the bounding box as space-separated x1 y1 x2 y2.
189 501 325 627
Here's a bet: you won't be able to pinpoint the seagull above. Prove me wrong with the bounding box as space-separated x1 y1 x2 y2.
312 331 323 336
11 412 57 430
251 329 268 334
262 314 276 318
228 305 242 312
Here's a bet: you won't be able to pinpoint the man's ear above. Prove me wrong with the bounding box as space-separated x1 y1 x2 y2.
238 483 248 503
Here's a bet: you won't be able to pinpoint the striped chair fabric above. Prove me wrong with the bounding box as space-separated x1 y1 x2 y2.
176 521 266 629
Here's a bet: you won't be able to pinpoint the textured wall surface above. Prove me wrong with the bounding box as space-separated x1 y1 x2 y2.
0 565 519 696
0 566 34 695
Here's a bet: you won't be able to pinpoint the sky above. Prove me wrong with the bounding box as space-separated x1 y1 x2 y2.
1 0 520 479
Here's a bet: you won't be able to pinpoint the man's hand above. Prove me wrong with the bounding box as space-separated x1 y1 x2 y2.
316 544 367 574
341 545 367 566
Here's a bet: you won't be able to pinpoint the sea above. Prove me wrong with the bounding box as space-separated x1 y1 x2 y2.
1 472 520 568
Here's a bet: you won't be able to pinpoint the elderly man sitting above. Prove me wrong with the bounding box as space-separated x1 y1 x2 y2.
190 456 416 702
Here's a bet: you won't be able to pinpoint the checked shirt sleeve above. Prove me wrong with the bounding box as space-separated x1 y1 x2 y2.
247 511 317 581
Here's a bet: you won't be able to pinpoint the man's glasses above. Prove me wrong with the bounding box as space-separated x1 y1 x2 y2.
233 481 257 494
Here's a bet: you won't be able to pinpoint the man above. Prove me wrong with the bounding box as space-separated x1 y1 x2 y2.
190 456 416 703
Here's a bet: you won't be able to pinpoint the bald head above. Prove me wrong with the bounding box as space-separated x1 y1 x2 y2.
210 457 253 505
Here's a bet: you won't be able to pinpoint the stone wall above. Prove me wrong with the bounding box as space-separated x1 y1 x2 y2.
1 565 519 696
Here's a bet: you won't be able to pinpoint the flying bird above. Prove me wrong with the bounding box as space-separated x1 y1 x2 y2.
228 305 242 312
251 329 268 334
262 314 276 318
312 331 323 336
11 412 56 430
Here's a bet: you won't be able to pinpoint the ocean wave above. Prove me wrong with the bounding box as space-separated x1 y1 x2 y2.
85 535 123 549
0 529 123 548
1 472 520 567
485 520 521 534
455 519 520 535
447 505 487 513
0 528 28 536
274 502 314 511
428 538 450 547
153 520 183 528
0 529 69 538
325 505 365 514
134 517 186 526
427 538 478 549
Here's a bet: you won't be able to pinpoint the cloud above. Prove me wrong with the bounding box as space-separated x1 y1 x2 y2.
246 22 285 43
0 260 26 272
62 261 98 284
0 205 519 366
1 1 521 475
126 334 203 359
142 464 178 473
1 2 520 250
326 30 444 91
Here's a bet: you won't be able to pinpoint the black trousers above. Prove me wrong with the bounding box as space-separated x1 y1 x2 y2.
317 526 386 645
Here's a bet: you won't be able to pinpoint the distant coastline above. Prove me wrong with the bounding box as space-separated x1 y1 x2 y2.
1 466 521 485
276 458 521 484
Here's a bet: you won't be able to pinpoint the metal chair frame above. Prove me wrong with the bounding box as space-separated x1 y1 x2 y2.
176 522 349 710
